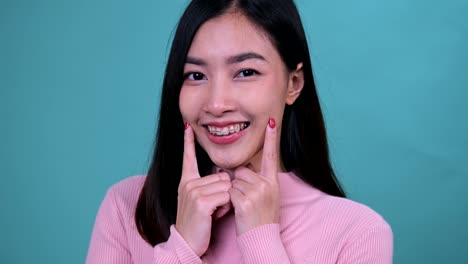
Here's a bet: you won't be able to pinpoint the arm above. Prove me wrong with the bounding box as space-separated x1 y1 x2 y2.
85 189 203 264
154 225 204 264
236 224 291 264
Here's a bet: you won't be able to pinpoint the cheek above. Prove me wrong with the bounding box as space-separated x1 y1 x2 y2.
250 79 288 116
179 87 200 121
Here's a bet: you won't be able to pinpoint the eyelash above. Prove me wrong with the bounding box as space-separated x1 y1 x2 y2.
183 69 260 81
184 72 205 81
236 69 259 77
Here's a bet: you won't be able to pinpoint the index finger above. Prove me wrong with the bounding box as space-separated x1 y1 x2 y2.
260 117 279 178
181 122 200 183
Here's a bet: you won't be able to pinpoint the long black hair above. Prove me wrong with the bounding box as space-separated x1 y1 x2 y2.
135 0 346 246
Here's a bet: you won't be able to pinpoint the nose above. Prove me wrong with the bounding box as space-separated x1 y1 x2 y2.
203 76 236 116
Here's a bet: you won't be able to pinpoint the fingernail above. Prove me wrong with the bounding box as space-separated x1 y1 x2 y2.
268 118 276 128
184 122 189 130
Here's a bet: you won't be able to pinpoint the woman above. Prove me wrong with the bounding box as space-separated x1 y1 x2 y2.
86 0 393 263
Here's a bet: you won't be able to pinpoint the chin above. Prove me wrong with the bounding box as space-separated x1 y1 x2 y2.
196 133 260 171
211 157 244 170
206 150 249 170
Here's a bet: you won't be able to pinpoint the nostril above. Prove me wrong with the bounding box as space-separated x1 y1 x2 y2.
203 95 237 116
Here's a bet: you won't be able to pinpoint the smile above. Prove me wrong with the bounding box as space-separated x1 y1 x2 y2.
205 122 250 136
203 122 250 145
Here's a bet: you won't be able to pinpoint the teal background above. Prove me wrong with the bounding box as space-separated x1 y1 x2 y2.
1 0 467 263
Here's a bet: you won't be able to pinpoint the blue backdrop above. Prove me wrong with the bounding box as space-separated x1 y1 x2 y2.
1 0 467 263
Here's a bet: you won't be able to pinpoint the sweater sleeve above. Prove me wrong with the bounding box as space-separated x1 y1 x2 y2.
236 224 291 264
337 222 394 264
153 225 203 264
85 188 203 264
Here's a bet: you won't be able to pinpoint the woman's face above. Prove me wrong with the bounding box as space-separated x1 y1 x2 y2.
179 12 303 172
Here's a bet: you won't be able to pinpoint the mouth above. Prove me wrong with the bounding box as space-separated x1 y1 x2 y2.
202 121 251 145
204 122 250 137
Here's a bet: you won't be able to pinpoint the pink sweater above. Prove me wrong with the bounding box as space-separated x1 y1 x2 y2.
86 172 393 263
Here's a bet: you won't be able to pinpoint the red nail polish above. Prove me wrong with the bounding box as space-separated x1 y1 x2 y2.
184 122 189 130
268 118 276 128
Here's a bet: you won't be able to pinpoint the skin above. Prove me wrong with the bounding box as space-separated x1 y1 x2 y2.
176 11 304 257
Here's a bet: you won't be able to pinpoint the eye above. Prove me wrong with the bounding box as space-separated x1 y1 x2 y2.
237 69 259 77
184 72 206 81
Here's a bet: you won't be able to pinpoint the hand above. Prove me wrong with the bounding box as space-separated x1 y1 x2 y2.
229 118 281 235
175 123 232 257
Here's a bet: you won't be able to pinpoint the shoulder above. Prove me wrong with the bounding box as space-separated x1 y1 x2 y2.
278 173 393 262
321 194 392 234
103 175 147 219
87 175 150 261
318 196 393 262
309 191 393 249
108 174 146 199
306 194 393 262
279 172 392 241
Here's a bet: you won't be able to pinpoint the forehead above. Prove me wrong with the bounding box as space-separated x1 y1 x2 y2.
187 12 279 59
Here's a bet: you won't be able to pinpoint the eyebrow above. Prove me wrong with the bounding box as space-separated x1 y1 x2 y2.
185 52 267 66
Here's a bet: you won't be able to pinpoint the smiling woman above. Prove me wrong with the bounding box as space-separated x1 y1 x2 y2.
86 0 393 263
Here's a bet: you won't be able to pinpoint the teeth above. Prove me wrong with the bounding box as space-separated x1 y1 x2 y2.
207 122 248 136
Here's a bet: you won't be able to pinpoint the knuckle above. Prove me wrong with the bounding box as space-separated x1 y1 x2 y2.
180 181 191 191
226 179 233 186
220 192 230 203
184 180 195 190
213 172 228 181
194 198 204 211
221 172 230 181
239 198 253 212
217 173 224 181
189 188 201 200
223 181 232 190
195 197 212 213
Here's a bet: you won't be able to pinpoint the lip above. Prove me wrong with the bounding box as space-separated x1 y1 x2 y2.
203 122 249 145
203 121 248 127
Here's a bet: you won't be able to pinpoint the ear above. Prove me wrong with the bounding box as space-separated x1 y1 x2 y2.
286 62 304 105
